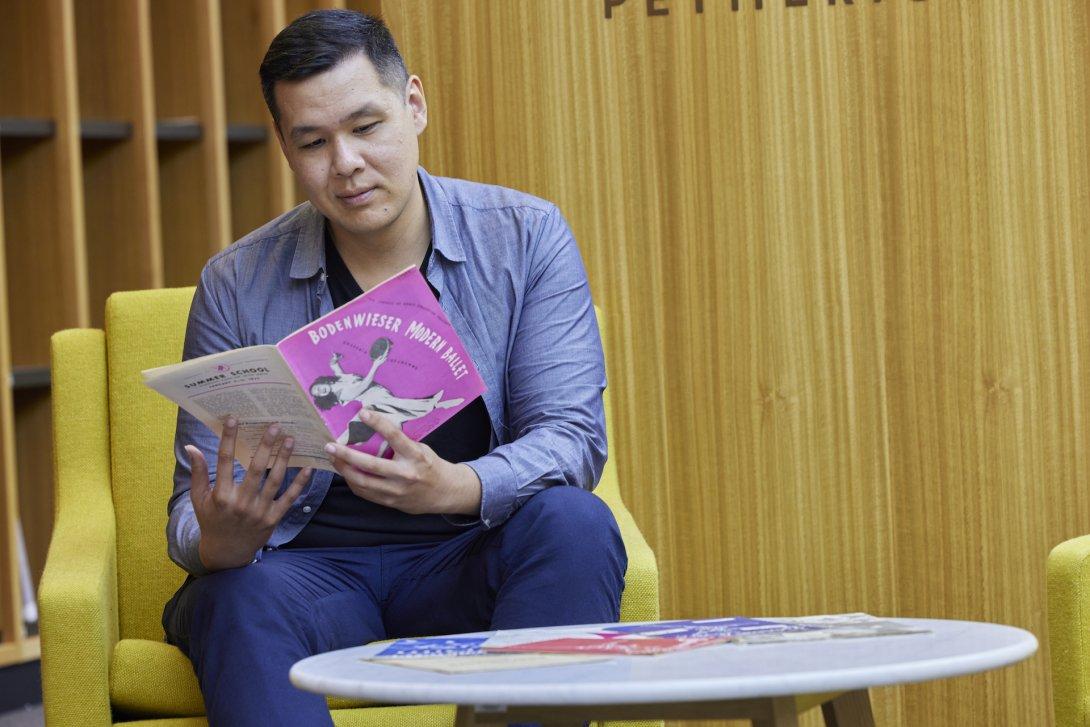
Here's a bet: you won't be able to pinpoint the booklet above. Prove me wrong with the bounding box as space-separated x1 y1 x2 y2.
143 267 486 472
478 614 927 655
728 613 930 644
601 616 824 641
484 635 728 656
370 636 491 659
359 614 929 673
364 636 609 673
372 653 611 674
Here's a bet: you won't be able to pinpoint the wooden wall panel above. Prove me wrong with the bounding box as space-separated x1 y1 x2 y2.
0 146 21 649
150 0 231 286
221 0 296 235
75 0 163 329
0 0 88 366
382 1 1090 725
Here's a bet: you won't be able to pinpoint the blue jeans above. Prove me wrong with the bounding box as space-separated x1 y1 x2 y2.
162 487 627 727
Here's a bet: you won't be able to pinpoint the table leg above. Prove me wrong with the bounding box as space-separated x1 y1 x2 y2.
458 706 583 726
820 690 876 727
750 696 799 727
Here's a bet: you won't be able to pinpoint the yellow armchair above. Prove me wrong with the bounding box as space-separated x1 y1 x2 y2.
1048 534 1090 727
39 288 660 726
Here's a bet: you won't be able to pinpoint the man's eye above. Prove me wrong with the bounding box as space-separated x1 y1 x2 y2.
300 139 323 150
355 123 378 134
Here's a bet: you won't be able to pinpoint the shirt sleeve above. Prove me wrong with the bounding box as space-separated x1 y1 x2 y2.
464 205 608 528
165 262 249 576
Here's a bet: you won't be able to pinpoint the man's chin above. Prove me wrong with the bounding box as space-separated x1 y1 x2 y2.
325 211 394 240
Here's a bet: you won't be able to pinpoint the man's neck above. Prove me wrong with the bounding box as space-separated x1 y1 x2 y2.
329 187 432 290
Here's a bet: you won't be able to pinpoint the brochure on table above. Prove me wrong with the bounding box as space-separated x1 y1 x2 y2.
363 614 929 673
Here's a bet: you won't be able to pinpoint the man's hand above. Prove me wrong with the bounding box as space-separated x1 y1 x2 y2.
186 419 312 571
324 410 481 516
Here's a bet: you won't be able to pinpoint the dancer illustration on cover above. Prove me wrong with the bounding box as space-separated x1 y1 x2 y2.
309 337 464 456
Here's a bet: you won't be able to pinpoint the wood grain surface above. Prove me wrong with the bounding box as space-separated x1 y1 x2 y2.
380 1 1090 724
0 1 1085 719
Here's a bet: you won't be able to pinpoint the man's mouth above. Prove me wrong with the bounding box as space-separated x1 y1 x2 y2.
337 187 377 205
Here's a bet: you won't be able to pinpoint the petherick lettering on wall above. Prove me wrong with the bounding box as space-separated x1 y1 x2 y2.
605 0 926 19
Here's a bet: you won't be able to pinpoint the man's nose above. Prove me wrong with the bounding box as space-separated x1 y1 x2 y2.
331 137 365 177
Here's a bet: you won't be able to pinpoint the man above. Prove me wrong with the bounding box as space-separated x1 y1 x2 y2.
161 10 626 726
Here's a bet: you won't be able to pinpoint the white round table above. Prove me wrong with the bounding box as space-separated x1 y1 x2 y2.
290 618 1037 726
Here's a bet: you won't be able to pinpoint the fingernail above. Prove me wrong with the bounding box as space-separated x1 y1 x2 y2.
225 417 237 428
269 424 281 437
324 443 336 454
359 410 372 422
284 437 294 449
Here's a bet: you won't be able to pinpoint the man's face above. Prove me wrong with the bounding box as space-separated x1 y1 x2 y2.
274 53 427 242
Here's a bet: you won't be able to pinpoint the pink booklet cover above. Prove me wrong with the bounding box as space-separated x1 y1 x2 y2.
484 636 729 656
277 267 486 458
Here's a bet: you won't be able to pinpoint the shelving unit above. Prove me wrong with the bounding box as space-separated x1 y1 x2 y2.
0 0 378 668
74 0 162 327
220 0 295 240
1 0 86 665
150 0 231 288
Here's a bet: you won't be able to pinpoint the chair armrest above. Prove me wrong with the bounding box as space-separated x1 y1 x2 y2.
612 503 660 623
1048 534 1090 727
40 329 116 727
39 486 117 727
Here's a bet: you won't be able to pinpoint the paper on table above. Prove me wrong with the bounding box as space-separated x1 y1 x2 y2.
484 636 728 656
368 653 610 674
731 613 930 644
370 637 490 659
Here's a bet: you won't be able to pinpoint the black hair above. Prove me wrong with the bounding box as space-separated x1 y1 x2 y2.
259 9 409 131
310 375 342 411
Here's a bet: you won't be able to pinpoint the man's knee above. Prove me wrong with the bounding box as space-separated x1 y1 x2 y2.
171 564 301 650
513 487 626 562
520 486 615 528
189 564 281 612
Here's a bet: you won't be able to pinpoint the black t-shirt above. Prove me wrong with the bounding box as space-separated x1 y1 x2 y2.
283 231 493 548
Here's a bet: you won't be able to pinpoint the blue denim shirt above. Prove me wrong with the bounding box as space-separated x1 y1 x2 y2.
167 168 608 575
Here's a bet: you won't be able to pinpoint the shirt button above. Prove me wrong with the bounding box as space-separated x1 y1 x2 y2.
302 505 313 514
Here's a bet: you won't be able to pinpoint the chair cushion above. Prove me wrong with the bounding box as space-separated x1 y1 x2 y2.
114 704 458 726
110 639 204 718
110 639 377 718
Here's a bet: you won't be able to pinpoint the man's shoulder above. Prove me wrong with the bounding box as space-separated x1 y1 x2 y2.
428 173 556 219
205 202 317 273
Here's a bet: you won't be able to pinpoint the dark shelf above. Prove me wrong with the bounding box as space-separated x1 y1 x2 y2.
0 657 41 713
156 118 202 142
227 123 267 144
10 366 51 391
0 117 55 140
80 119 133 141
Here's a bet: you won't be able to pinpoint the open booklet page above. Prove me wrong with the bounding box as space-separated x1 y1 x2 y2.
142 268 485 471
142 345 334 471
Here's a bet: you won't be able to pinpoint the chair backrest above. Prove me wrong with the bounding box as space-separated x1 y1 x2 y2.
100 290 623 640
105 287 195 641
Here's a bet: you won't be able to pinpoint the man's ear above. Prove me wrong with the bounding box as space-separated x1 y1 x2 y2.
406 75 428 135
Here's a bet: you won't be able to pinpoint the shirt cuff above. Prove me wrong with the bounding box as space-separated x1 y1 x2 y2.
465 454 520 529
173 523 210 577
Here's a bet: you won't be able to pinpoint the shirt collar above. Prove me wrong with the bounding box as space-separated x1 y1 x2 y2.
289 167 465 280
